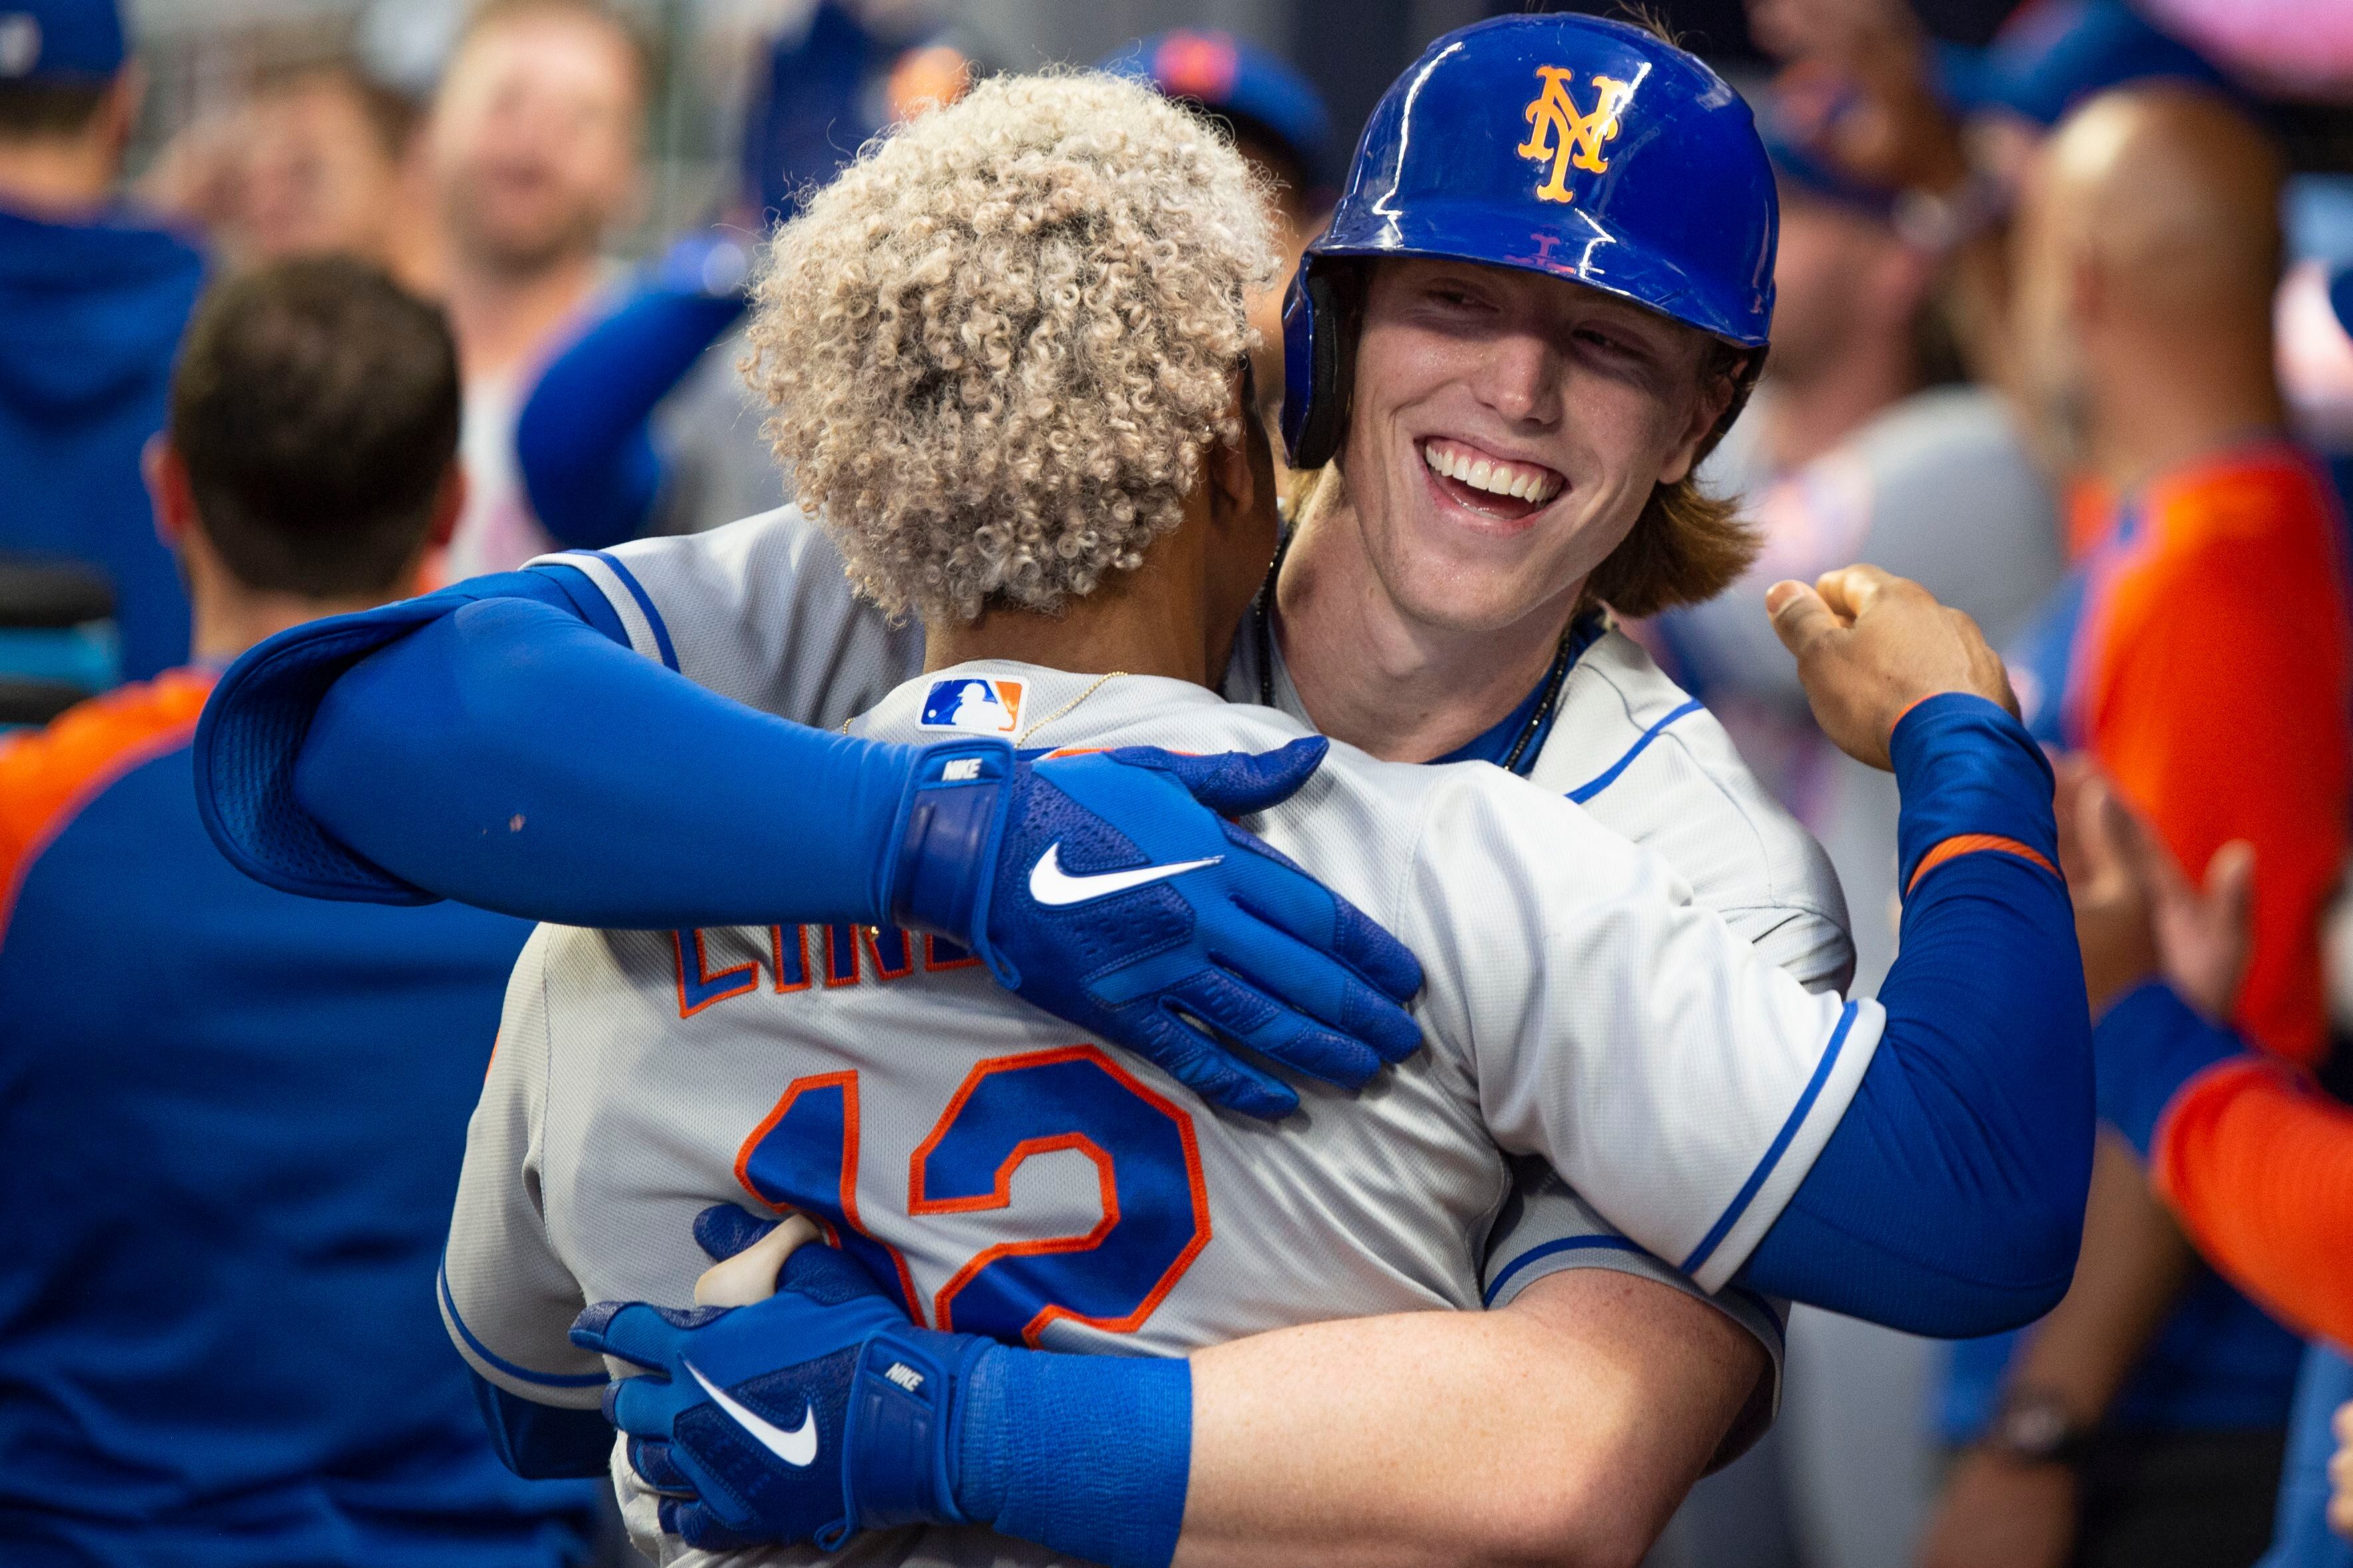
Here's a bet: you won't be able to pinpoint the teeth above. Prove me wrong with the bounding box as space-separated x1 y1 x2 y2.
1421 441 1560 505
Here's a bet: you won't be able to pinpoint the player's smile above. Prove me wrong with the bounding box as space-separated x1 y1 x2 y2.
1417 436 1566 533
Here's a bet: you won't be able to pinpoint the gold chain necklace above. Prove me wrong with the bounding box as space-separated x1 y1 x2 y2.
1018 671 1126 748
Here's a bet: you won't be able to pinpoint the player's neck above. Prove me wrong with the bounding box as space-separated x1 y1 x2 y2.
1274 482 1574 764
180 526 423 668
922 532 1226 688
2087 324 2286 493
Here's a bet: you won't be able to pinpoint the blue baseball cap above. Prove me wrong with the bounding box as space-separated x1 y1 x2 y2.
1936 0 2230 127
1100 30 1333 191
0 0 126 83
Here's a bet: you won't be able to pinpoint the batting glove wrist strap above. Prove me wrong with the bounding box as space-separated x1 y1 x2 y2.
884 739 1017 978
843 1325 988 1533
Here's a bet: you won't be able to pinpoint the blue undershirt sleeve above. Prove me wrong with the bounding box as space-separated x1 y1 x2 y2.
467 1370 614 1480
952 1344 1191 1568
514 250 749 550
2093 980 2247 1161
291 595 918 929
1738 694 2095 1338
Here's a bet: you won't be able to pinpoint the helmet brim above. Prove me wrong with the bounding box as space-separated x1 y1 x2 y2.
1308 197 1771 352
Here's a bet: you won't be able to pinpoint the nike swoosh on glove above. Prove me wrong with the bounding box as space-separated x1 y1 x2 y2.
883 734 1425 1120
571 1217 983 1554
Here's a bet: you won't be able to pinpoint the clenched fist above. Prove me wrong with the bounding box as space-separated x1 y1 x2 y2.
1768 565 2019 770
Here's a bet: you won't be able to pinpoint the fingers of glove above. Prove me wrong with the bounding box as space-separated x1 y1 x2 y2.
659 1497 767 1554
1167 961 1384 1089
1205 910 1422 1072
608 1371 687 1439
1134 1006 1300 1119
1217 821 1423 1005
693 1203 779 1264
1110 736 1331 815
629 1436 695 1497
571 1299 724 1368
775 1239 893 1306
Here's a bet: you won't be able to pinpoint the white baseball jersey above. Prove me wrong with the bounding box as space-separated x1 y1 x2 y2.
444 662 1879 1567
533 508 1853 1313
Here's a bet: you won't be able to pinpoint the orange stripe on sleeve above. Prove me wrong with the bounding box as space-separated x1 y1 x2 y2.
2153 1056 2353 1354
0 670 214 939
1905 833 2059 897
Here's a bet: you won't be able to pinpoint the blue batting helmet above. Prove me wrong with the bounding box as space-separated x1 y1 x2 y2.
1280 14 1779 470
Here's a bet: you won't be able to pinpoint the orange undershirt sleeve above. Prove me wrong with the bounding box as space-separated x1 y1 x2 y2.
2154 1058 2353 1354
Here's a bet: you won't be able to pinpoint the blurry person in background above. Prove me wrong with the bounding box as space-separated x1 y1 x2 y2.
0 0 201 684
1915 86 2349 1568
427 0 647 579
0 256 601 1567
237 62 438 292
1733 9 2346 1567
145 59 440 294
509 23 1337 554
505 0 988 553
1642 87 2061 1568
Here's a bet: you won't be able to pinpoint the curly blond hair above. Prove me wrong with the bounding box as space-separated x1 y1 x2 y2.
744 71 1275 622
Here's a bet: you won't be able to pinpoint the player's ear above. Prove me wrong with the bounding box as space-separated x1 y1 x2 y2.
1207 362 1267 523
428 461 467 551
145 435 196 552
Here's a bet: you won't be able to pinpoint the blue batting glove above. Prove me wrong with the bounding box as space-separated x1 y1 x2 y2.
571 1224 983 1555
883 735 1425 1120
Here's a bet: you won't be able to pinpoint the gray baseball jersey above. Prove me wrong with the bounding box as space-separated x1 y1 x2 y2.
443 663 1879 1567
535 510 1851 1310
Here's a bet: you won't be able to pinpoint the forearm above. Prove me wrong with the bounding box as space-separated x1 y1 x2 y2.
2001 1131 2195 1424
296 596 913 926
2154 1055 2353 1351
1740 695 2093 1335
1176 1271 1760 1568
515 249 749 549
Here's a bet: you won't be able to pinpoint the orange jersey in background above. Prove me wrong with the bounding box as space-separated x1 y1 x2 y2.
2013 442 2352 1065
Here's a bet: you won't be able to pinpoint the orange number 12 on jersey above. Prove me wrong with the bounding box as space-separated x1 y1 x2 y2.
733 1045 1212 1346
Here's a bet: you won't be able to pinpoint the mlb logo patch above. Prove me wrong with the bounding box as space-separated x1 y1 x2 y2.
920 677 1024 735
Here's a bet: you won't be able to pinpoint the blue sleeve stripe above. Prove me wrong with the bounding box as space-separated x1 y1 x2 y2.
1564 698 1702 804
1481 1234 1646 1306
1680 1001 1861 1278
581 549 679 672
527 561 631 647
439 1263 605 1389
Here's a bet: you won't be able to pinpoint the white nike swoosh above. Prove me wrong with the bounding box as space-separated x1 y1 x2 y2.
1028 843 1223 907
683 1360 818 1467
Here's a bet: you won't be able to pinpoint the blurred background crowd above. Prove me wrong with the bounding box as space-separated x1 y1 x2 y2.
6 0 2353 1565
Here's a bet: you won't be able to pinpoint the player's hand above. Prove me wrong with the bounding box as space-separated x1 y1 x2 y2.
885 735 1425 1120
1769 565 2017 771
571 1212 985 1554
2058 755 2256 1021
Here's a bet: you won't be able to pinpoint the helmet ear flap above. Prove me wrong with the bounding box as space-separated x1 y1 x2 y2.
1279 264 1353 471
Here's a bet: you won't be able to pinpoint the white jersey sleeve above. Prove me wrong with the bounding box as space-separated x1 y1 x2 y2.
531 505 924 729
440 925 605 1410
1399 763 1883 1294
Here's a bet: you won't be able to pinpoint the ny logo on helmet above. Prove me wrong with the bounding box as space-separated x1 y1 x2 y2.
1516 67 1634 204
